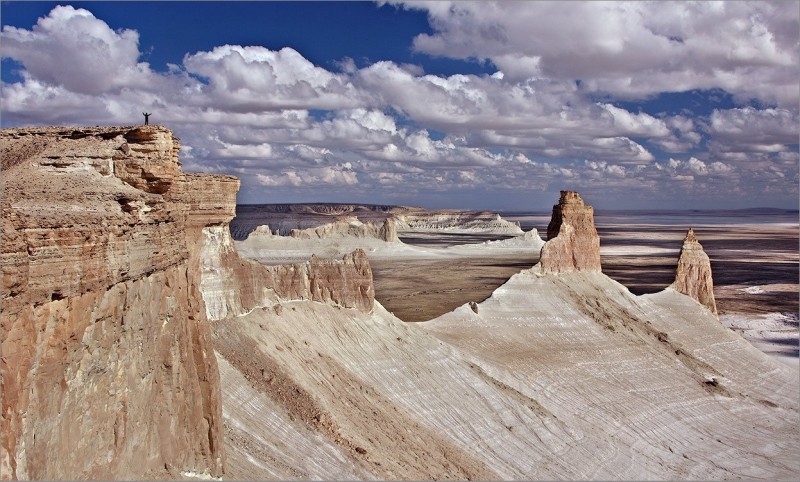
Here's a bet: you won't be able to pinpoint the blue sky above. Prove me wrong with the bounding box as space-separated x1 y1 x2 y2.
2 1 798 210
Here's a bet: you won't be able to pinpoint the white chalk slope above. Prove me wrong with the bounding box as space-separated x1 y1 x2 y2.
236 219 544 264
215 267 798 479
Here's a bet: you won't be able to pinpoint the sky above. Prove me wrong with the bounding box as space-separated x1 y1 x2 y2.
1 1 798 210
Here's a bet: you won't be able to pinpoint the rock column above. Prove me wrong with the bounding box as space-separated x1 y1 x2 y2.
671 228 718 315
539 191 601 273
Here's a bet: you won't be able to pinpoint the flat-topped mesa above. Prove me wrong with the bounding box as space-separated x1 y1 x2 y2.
671 228 718 315
538 191 601 273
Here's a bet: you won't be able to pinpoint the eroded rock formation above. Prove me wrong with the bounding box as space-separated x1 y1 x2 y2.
1 126 230 480
199 224 374 321
393 211 522 234
286 217 398 242
1 125 380 480
229 204 522 239
671 228 718 314
538 191 601 273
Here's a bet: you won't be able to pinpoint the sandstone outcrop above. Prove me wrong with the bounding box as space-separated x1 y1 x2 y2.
671 228 718 315
538 191 601 273
1 125 381 481
1 126 230 480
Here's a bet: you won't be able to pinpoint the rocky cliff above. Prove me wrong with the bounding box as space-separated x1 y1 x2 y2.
538 191 602 273
199 223 374 321
393 211 523 235
671 228 718 314
0 126 233 480
0 126 378 479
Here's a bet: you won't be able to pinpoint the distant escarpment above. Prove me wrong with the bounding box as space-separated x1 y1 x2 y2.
538 191 601 273
393 210 522 235
229 203 521 240
671 228 718 314
288 217 399 242
0 125 375 480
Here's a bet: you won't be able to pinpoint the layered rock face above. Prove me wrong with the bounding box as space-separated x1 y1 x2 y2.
538 191 601 273
671 228 718 314
199 224 374 321
394 211 523 234
1 126 227 479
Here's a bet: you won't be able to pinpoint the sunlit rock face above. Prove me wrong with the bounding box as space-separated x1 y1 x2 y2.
1 126 226 480
198 222 374 321
539 191 601 273
671 228 718 315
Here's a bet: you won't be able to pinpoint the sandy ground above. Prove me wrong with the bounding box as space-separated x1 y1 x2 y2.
371 254 538 322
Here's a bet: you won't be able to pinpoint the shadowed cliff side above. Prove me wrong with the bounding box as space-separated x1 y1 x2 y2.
199 222 374 321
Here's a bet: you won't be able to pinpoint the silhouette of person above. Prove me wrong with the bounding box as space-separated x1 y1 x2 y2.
143 112 151 125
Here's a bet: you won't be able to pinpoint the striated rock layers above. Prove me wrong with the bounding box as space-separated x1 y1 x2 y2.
229 204 522 239
1 126 229 479
199 224 374 321
671 228 718 314
1 125 377 479
538 191 601 273
393 211 523 235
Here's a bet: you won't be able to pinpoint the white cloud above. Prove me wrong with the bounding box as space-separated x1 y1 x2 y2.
1 5 152 95
1 4 797 208
398 0 800 106
707 107 799 154
182 45 365 110
256 165 358 187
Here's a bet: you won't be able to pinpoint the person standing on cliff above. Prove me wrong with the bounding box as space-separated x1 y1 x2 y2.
142 112 151 125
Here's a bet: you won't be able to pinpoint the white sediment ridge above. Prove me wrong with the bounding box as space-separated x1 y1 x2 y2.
209 196 798 480
236 218 545 264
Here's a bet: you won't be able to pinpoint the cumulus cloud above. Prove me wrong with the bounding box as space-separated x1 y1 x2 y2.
1 5 152 95
398 0 800 106
707 107 799 154
182 45 365 110
256 164 358 187
1 4 797 208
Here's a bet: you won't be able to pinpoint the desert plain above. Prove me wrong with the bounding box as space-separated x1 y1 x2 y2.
232 206 799 365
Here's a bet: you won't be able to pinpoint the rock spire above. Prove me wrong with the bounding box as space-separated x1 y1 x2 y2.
671 228 718 315
539 191 601 273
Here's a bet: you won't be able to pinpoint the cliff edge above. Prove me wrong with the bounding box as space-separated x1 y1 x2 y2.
1 126 229 479
0 125 376 479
